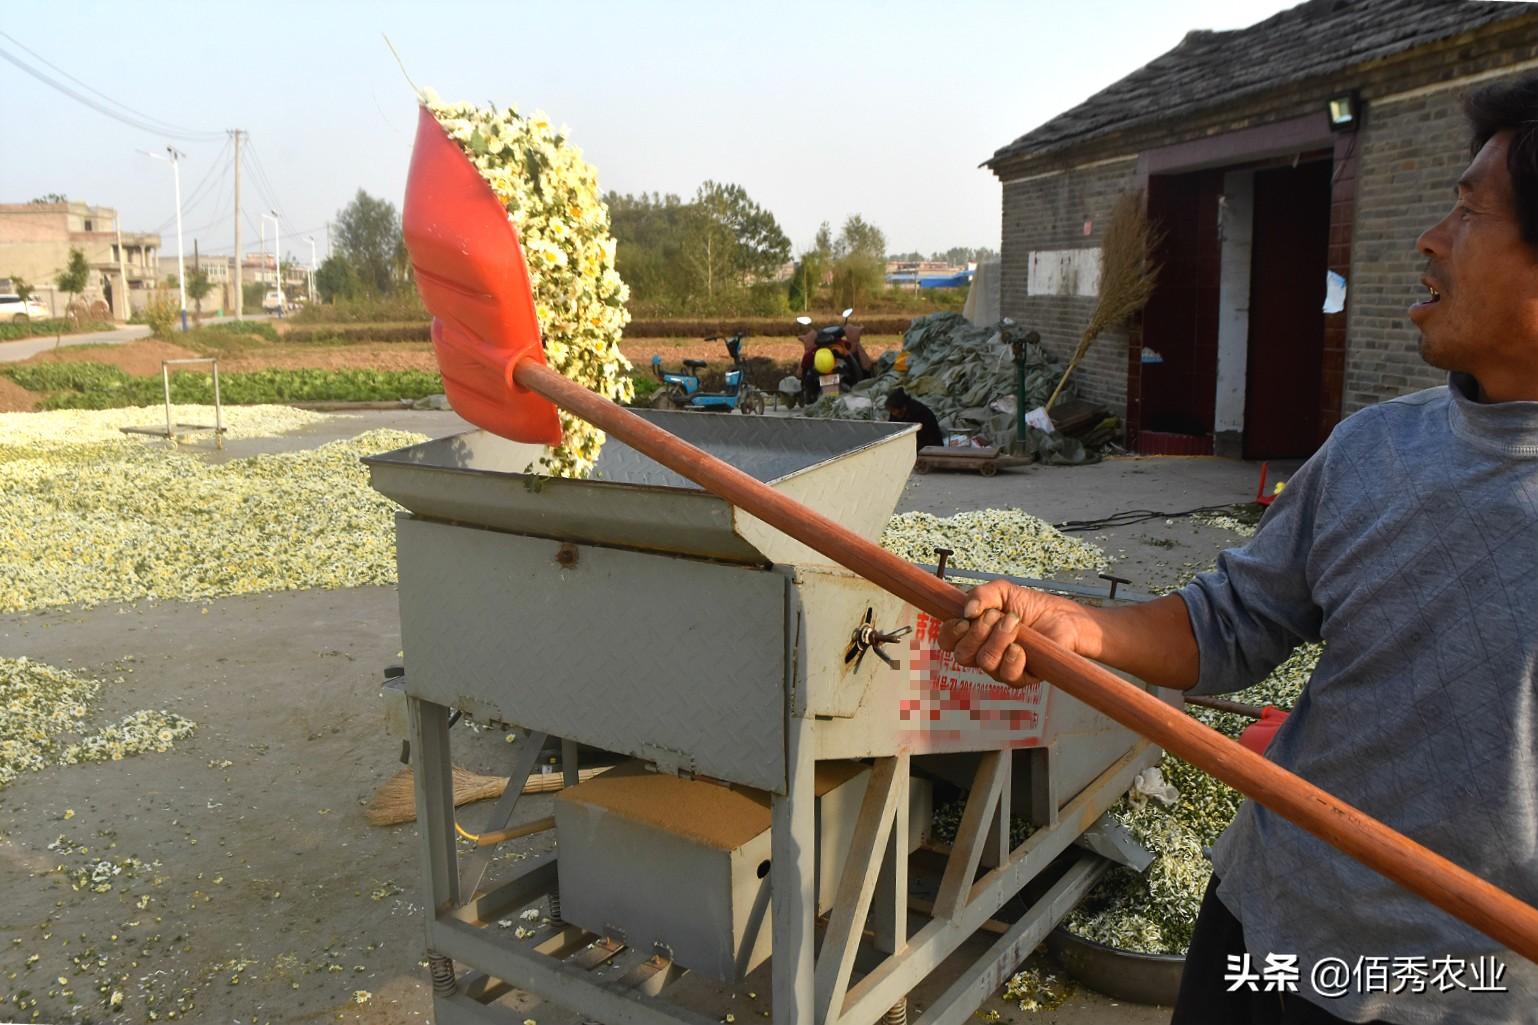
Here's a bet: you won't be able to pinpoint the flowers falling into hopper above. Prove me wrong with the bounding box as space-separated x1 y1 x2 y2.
423 92 633 478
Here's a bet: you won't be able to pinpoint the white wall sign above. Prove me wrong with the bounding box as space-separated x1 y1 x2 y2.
1027 248 1101 298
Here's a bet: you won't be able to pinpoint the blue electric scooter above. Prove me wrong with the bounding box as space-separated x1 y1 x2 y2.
650 333 765 414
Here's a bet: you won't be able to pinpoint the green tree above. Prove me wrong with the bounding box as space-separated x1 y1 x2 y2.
691 181 790 281
813 221 835 259
933 246 996 265
186 267 212 324
837 215 886 261
30 193 67 205
608 185 789 312
315 254 364 303
55 247 90 309
10 277 34 301
334 190 403 295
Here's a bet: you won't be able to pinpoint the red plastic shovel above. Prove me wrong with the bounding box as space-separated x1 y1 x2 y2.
401 105 1538 962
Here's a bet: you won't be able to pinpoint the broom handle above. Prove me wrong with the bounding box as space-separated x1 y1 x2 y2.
514 359 1538 963
1042 327 1095 413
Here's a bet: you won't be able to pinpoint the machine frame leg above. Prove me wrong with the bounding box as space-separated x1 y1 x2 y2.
772 701 817 1024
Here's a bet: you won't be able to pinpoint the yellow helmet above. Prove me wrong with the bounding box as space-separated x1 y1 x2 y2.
814 348 836 374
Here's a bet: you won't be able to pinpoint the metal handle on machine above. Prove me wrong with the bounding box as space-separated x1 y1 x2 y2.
511 357 1538 963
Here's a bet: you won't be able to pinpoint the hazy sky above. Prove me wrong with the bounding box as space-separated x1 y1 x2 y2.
2 0 1300 263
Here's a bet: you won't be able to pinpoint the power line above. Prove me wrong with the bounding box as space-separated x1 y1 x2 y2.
0 33 223 141
197 222 327 257
240 150 280 217
150 138 232 234
243 141 286 216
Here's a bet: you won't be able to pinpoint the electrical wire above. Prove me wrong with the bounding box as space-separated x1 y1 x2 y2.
0 34 223 141
150 139 232 235
240 151 283 222
243 141 286 217
1054 503 1255 534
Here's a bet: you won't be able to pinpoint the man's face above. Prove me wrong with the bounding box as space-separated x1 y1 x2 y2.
1412 131 1538 399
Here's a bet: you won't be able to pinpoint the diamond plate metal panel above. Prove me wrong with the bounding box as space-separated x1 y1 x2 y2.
396 516 789 791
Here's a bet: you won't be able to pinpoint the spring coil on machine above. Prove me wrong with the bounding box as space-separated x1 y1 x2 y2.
428 953 456 995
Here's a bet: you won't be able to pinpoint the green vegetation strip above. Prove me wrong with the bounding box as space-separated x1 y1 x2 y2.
3 362 443 409
0 319 115 342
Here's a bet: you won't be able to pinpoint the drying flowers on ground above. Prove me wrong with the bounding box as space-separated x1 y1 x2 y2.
881 508 1105 580
1063 643 1322 954
0 423 426 613
0 403 332 452
425 91 631 478
0 657 197 791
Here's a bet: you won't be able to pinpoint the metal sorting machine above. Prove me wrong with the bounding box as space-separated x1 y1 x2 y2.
366 411 1172 1025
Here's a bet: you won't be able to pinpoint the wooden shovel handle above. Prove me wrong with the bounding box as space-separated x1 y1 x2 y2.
514 359 1538 963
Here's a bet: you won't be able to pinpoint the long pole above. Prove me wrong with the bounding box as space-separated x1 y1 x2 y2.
169 146 187 332
271 214 284 314
509 356 1538 963
232 130 242 319
306 236 316 303
113 219 128 322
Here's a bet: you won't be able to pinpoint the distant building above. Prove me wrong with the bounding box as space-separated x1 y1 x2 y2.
240 252 307 290
884 259 972 288
0 200 160 318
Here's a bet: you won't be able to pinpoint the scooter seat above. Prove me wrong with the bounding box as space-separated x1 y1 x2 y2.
682 359 709 369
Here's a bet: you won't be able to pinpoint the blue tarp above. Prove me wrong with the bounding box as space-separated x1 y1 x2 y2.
884 269 974 289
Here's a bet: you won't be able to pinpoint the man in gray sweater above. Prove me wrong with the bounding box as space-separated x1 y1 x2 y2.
940 75 1538 1025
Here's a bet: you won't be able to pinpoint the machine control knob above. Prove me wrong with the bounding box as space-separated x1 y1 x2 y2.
845 608 913 671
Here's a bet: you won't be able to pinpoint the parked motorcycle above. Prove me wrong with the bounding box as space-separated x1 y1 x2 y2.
798 308 869 402
650 332 765 414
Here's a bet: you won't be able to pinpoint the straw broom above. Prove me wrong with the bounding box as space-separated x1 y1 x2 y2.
366 764 611 827
1042 190 1162 412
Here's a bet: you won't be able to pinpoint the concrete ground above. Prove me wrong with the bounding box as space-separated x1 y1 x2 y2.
0 408 1285 1025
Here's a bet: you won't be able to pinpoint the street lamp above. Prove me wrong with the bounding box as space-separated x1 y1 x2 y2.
305 235 317 304
141 145 187 330
261 210 283 315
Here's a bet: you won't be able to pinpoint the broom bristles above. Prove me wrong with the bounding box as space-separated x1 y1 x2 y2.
365 764 611 827
1044 191 1163 411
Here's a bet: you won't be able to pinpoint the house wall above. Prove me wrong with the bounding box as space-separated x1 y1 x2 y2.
999 157 1139 416
994 27 1538 445
1342 82 1480 412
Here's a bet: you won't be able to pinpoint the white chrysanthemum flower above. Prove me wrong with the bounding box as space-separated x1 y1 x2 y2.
426 94 632 478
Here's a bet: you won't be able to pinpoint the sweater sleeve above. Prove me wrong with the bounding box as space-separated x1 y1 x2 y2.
1177 450 1326 696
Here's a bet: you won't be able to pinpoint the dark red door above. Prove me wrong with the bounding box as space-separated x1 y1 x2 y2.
1245 161 1332 459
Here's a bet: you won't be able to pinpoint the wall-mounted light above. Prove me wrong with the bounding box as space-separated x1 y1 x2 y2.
1327 92 1360 132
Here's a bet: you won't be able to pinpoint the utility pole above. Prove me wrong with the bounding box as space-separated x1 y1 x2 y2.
263 210 283 315
305 235 317 304
142 145 188 331
114 218 129 322
231 129 243 319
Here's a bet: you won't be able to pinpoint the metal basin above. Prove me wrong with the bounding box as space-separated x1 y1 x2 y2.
1046 926 1185 1006
364 410 917 565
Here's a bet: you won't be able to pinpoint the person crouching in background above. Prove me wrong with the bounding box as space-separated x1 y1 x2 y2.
886 388 943 450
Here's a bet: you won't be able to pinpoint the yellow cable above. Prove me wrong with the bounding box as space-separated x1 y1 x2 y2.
453 819 480 843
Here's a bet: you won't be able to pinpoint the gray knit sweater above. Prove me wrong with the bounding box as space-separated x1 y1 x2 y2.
1179 374 1538 1025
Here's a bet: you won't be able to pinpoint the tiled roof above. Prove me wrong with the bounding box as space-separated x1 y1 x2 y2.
987 0 1535 167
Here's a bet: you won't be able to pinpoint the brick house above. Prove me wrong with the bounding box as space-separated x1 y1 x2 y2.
985 0 1538 458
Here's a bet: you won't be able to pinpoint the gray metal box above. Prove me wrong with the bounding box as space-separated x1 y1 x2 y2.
554 761 929 983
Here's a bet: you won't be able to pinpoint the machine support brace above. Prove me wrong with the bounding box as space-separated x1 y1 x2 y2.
815 753 909 1023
